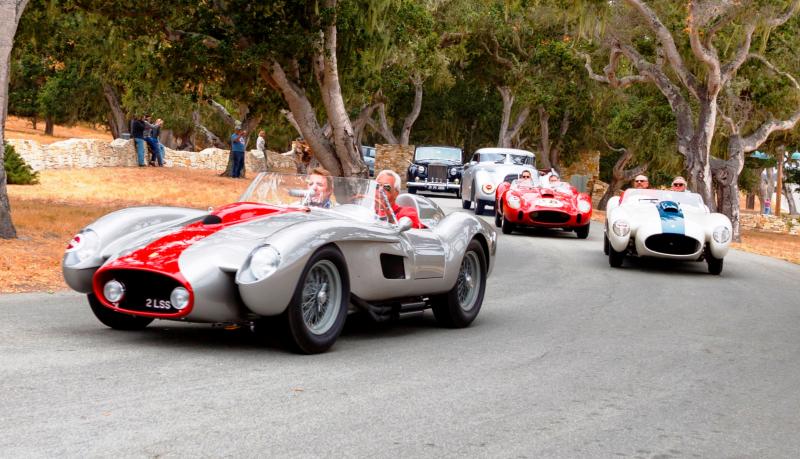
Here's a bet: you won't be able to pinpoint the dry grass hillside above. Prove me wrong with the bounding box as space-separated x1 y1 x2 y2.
5 116 113 144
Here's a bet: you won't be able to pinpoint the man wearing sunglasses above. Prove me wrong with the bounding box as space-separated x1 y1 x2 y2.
375 170 422 229
633 175 650 189
671 176 688 191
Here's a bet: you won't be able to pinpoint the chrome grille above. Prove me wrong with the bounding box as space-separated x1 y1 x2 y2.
427 165 448 182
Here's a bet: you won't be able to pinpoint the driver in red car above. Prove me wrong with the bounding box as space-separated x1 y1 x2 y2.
375 169 422 229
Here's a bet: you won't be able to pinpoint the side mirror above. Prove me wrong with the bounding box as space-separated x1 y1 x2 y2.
397 216 413 232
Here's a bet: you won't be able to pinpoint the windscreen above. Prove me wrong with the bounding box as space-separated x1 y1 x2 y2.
415 146 462 162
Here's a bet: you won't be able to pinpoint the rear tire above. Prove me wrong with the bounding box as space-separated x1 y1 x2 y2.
501 215 515 234
575 224 590 239
706 251 724 275
432 240 486 328
283 245 349 354
88 293 154 330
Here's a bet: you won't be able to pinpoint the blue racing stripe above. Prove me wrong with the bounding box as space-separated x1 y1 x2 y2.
657 201 685 235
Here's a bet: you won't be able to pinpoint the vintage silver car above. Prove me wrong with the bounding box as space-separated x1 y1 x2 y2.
460 148 537 214
62 173 497 354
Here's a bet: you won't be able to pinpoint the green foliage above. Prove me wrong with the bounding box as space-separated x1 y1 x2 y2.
3 144 39 185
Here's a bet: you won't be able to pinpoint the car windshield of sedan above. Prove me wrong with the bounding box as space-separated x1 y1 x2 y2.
622 189 705 209
239 173 399 224
415 146 462 162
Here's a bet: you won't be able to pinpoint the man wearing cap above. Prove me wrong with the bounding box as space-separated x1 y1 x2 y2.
671 176 687 191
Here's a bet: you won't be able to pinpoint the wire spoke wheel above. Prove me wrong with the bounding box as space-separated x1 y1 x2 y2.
299 260 341 335
432 239 486 328
455 252 481 311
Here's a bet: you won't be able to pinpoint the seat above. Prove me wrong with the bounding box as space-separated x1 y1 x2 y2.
395 193 442 229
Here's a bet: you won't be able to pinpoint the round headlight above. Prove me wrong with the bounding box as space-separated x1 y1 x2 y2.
65 229 100 264
449 167 458 175
418 166 426 174
170 287 190 310
482 183 495 194
578 200 591 213
506 195 521 209
713 226 731 243
612 220 630 237
103 280 125 303
249 245 281 280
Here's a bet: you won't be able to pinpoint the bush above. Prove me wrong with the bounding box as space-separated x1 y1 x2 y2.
4 142 39 185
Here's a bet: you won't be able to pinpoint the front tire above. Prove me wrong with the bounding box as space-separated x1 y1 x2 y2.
88 293 154 330
608 243 625 267
575 224 590 239
407 186 417 194
501 215 515 234
706 251 724 275
603 234 610 255
475 200 486 215
432 240 486 328
284 245 349 354
494 206 502 227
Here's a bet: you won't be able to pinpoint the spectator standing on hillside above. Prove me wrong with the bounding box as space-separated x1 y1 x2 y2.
256 130 269 171
148 118 165 166
130 115 146 167
230 126 247 178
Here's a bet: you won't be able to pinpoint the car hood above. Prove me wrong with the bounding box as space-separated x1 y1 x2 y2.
512 187 578 211
100 203 321 274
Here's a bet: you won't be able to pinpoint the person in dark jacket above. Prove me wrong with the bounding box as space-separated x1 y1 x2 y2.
130 115 146 166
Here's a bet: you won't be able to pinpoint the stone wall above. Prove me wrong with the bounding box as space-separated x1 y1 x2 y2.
375 144 414 186
740 212 800 235
7 138 296 173
560 150 600 196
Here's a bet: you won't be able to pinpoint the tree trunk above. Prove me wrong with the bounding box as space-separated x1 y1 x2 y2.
597 146 647 210
686 96 717 209
44 116 54 136
745 192 756 210
102 82 127 139
312 3 366 177
711 135 746 242
261 61 342 175
783 181 798 215
398 79 423 146
537 106 551 170
160 128 178 149
495 86 530 151
0 0 29 239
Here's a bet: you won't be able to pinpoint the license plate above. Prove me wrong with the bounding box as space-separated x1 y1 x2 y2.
145 298 174 310
431 185 446 191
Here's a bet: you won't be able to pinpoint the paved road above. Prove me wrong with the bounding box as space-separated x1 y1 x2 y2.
2 194 799 458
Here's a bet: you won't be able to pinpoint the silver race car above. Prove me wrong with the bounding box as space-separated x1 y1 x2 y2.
460 148 537 214
62 173 497 353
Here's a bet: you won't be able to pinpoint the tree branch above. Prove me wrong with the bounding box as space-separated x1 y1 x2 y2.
480 34 514 70
624 0 701 97
766 0 800 27
747 53 800 91
741 110 800 152
209 100 237 126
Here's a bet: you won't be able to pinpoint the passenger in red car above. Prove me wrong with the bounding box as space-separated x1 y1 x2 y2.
375 170 422 229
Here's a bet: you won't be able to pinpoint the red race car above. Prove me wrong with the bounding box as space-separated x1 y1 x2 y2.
494 174 592 238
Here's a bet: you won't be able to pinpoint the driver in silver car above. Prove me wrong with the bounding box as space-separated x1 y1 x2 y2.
306 167 334 208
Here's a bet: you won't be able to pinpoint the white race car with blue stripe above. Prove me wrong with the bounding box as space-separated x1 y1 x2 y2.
603 189 732 274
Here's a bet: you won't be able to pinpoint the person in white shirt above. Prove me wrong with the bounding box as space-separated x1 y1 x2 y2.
256 130 269 170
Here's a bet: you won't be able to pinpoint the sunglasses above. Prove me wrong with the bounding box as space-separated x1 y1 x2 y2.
521 175 531 178
672 182 686 187
380 184 393 191
635 179 648 183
